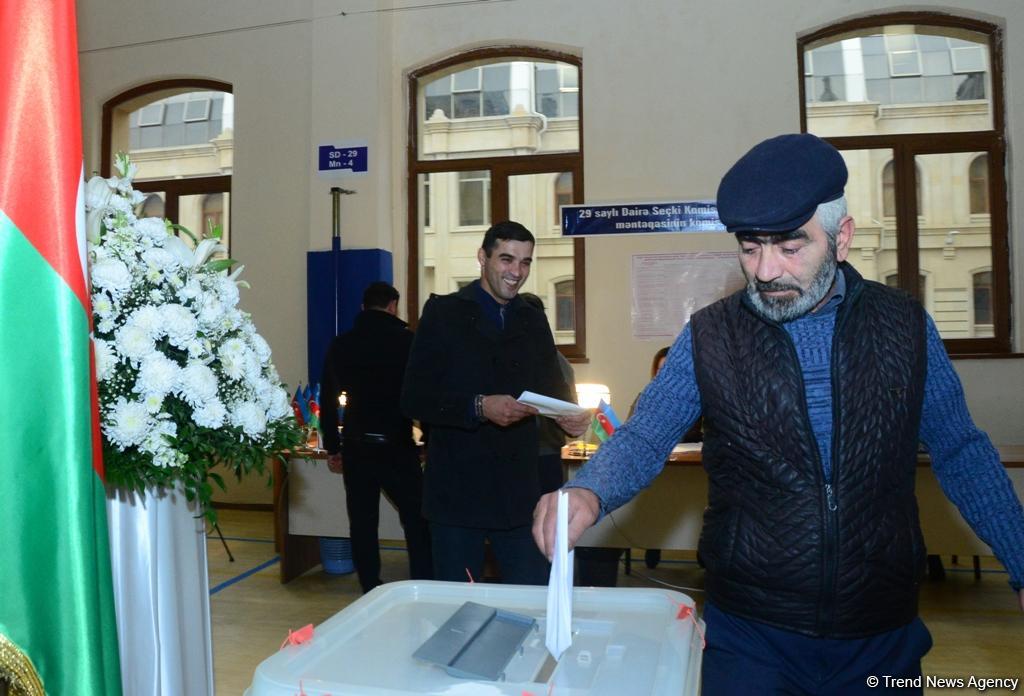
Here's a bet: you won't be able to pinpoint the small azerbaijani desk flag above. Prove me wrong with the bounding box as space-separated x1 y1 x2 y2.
299 384 313 426
591 399 622 443
291 385 306 426
308 383 321 431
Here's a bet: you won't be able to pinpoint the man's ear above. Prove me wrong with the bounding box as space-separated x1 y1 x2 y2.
477 246 486 268
835 216 855 263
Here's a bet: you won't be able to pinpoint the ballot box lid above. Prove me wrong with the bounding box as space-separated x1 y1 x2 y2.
246 579 703 696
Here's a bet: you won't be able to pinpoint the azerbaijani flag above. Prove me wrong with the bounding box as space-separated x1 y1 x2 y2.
0 0 122 693
591 400 621 443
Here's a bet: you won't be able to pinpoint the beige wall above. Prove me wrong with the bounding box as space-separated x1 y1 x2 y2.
78 0 1024 466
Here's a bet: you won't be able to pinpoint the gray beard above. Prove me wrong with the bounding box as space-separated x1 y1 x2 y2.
745 253 838 323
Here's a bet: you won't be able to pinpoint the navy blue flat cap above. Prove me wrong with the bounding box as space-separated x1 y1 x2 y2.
716 133 847 233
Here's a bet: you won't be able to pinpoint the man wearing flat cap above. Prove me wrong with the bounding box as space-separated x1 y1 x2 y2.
533 133 1024 694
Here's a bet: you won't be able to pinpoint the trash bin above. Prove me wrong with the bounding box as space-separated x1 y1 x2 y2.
318 536 354 575
246 580 703 695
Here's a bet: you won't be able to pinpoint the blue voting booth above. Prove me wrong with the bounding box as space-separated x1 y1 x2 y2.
305 238 392 386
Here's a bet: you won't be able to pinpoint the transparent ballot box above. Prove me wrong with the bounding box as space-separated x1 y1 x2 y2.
246 580 703 695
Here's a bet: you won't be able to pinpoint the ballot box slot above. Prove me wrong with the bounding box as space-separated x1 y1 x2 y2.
412 600 537 681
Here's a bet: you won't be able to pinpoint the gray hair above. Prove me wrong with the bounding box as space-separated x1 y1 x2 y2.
815 195 847 241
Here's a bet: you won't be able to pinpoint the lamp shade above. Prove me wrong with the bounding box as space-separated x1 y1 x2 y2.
575 383 610 410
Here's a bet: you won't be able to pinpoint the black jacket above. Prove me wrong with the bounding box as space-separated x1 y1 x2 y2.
401 281 573 528
320 309 415 453
691 263 928 638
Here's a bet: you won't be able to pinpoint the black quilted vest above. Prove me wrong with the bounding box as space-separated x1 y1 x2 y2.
691 263 927 638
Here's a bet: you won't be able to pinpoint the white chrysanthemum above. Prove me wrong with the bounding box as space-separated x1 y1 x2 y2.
266 387 292 421
231 400 267 437
105 398 151 448
137 353 180 397
242 350 262 383
163 304 198 349
142 247 177 272
135 217 168 245
115 323 155 363
215 276 240 308
149 289 164 304
93 293 114 318
218 338 248 379
91 259 133 294
142 393 164 414
193 399 227 429
186 339 208 360
177 277 203 303
93 338 117 381
97 318 115 334
128 305 164 339
177 362 219 406
198 298 224 327
250 334 272 364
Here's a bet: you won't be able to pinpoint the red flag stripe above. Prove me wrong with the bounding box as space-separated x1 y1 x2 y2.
0 0 88 310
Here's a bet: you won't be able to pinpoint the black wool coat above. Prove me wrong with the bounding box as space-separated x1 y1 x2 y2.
401 281 573 529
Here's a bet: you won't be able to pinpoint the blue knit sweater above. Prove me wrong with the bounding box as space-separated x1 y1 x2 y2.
569 279 1024 591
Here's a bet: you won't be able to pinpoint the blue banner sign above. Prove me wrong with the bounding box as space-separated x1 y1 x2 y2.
318 144 368 174
562 200 725 237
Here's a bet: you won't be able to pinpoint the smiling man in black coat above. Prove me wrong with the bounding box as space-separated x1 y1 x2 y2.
401 221 589 585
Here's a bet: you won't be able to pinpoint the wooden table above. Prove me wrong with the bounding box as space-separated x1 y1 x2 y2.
563 444 1024 556
273 451 407 583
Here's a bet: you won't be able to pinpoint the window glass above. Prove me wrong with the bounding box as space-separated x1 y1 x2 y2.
969 155 989 214
106 83 232 255
458 171 490 227
509 172 575 344
418 58 579 159
916 151 992 338
806 26 991 134
412 52 584 357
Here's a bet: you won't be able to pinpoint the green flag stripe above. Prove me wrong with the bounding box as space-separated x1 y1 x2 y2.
0 213 121 695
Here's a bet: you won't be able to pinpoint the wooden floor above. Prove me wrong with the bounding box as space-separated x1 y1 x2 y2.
209 509 1023 694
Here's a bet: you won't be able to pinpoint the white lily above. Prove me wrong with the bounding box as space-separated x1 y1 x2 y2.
191 238 226 270
163 235 195 268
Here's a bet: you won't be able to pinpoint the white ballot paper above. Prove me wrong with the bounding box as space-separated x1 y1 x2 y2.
545 490 574 660
517 391 587 418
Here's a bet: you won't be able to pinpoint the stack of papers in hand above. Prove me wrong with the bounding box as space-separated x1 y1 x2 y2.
517 391 586 418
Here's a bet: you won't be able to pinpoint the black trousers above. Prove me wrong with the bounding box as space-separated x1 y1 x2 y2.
340 439 433 592
429 522 550 585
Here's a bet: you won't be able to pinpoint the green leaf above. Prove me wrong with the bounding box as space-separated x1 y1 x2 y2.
170 223 198 244
204 258 236 273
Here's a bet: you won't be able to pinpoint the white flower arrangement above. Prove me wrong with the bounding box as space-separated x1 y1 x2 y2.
87 154 300 511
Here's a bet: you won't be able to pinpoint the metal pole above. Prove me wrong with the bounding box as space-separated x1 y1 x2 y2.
329 187 356 334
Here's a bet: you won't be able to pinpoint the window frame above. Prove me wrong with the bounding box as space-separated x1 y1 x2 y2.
407 47 587 361
101 79 233 254
798 13 1010 355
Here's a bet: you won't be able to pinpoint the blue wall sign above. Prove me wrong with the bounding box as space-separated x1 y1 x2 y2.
318 144 368 175
562 200 725 237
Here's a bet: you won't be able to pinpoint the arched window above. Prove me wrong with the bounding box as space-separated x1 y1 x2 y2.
408 48 585 358
102 79 233 254
882 160 922 217
969 154 989 214
801 13 1008 353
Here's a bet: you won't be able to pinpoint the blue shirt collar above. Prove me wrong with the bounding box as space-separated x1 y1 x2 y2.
474 280 511 329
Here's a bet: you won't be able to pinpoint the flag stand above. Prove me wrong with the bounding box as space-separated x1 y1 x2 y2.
208 522 234 562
